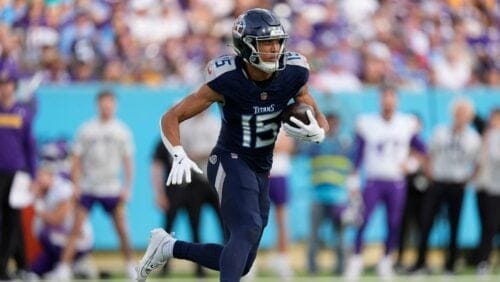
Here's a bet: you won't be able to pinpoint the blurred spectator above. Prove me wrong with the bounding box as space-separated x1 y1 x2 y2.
360 41 393 85
395 50 429 91
0 1 16 26
70 59 96 82
101 58 131 84
31 165 95 279
59 9 96 59
301 113 355 275
0 26 21 77
410 97 481 274
345 85 426 280
39 46 70 84
472 108 500 275
50 90 136 280
20 1 61 68
431 43 473 90
0 74 35 280
38 138 72 178
395 116 429 269
311 54 362 94
112 28 142 79
473 52 500 86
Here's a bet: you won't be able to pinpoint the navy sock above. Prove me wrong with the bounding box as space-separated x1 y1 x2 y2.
173 241 223 271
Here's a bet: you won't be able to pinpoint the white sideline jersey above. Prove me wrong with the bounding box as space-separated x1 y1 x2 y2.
33 177 93 250
357 113 418 181
429 125 481 183
73 118 134 196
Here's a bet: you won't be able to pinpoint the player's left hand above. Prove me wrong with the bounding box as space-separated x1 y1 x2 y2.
283 110 325 143
167 146 203 186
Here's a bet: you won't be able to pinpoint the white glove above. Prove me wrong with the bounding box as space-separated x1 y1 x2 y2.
166 146 203 186
282 110 325 143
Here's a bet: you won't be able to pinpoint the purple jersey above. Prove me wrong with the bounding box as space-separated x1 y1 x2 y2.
0 102 36 176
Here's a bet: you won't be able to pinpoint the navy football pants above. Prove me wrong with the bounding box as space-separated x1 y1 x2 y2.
173 148 270 281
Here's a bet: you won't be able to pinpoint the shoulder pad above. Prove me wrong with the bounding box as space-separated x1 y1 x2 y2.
285 52 310 70
205 55 237 83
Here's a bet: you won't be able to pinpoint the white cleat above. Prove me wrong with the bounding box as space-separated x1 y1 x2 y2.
344 255 363 281
136 228 176 281
45 263 72 281
377 256 394 280
271 253 294 281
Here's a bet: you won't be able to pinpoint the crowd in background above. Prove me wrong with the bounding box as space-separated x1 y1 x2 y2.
0 0 499 89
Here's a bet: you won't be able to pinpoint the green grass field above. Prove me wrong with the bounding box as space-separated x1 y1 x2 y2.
23 244 499 281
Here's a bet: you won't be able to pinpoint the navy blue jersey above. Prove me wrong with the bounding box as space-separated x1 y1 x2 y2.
205 52 309 172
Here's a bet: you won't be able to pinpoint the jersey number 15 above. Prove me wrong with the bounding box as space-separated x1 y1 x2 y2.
241 111 281 148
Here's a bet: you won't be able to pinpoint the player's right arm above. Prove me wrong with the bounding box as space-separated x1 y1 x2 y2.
160 84 224 185
160 84 223 147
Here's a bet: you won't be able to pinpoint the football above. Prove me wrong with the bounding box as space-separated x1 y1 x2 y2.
281 102 314 128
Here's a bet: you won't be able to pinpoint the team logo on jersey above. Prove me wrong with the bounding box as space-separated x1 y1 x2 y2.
253 104 275 114
231 153 238 159
209 154 217 165
260 92 268 101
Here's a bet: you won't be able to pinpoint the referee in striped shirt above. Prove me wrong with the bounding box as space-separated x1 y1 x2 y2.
410 98 481 274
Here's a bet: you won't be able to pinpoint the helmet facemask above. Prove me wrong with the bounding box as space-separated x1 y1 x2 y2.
243 34 288 73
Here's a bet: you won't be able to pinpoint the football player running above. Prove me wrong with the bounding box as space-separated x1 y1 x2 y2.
137 8 328 282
